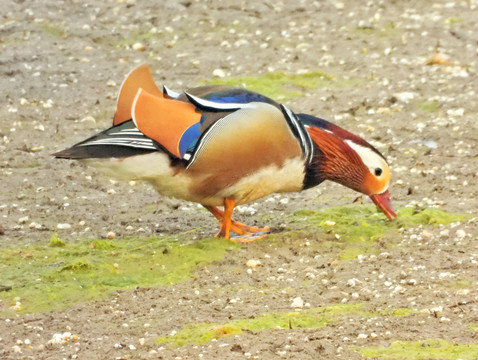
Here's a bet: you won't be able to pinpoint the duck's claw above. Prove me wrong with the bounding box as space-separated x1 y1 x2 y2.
228 231 269 243
216 220 270 242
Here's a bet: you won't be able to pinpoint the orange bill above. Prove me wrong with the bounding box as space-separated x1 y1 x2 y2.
370 190 397 221
132 89 201 158
114 64 164 126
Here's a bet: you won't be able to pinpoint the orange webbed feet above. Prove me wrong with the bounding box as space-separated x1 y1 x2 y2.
204 202 270 242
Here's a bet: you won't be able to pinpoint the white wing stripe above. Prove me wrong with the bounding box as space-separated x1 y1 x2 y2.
184 92 250 111
163 85 181 99
281 105 314 165
79 138 156 149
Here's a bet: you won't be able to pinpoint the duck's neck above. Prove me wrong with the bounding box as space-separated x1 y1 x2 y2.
303 126 364 193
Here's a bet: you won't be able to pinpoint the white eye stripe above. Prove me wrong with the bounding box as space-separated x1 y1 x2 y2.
345 140 387 176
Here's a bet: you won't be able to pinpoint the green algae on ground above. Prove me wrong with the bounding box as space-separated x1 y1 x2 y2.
205 71 335 101
37 22 67 38
381 308 420 317
294 205 467 259
157 303 365 346
157 303 427 347
356 339 478 360
0 236 238 315
48 233 65 247
416 99 440 112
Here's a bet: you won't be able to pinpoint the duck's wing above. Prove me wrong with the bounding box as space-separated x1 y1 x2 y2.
52 120 160 159
113 64 164 126
55 64 313 166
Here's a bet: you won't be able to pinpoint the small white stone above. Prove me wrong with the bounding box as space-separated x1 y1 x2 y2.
246 259 261 268
357 333 368 339
18 216 29 224
291 297 304 308
394 91 416 103
324 220 336 226
129 344 136 350
212 69 226 78
57 223 71 230
421 229 433 239
29 222 42 229
456 289 470 295
80 116 96 123
132 42 146 51
455 229 466 239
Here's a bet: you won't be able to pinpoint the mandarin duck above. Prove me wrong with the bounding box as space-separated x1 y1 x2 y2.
54 64 397 242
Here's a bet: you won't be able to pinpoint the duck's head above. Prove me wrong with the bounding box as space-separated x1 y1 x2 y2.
299 114 397 221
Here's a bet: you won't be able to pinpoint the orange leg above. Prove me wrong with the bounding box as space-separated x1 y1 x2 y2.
203 202 270 242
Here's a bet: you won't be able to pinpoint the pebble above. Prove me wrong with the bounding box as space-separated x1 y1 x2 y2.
106 231 116 239
80 116 96 123
290 296 304 308
324 220 336 226
57 223 71 230
421 229 433 239
455 229 466 239
394 91 416 103
18 216 29 224
212 69 226 78
456 289 470 295
246 259 261 268
132 42 146 51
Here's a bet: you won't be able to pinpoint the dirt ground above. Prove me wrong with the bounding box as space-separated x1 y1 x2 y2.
1 0 478 359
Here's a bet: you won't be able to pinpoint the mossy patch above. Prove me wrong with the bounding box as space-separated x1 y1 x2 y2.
444 17 464 25
379 307 420 317
352 22 399 38
48 233 65 247
205 71 342 101
157 303 365 346
157 303 426 347
37 23 67 38
0 236 238 315
356 339 478 360
416 99 440 112
294 205 467 259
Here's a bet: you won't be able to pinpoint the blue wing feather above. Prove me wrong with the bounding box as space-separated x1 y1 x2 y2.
200 88 277 106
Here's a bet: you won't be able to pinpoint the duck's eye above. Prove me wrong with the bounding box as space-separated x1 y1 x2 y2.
374 168 383 176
